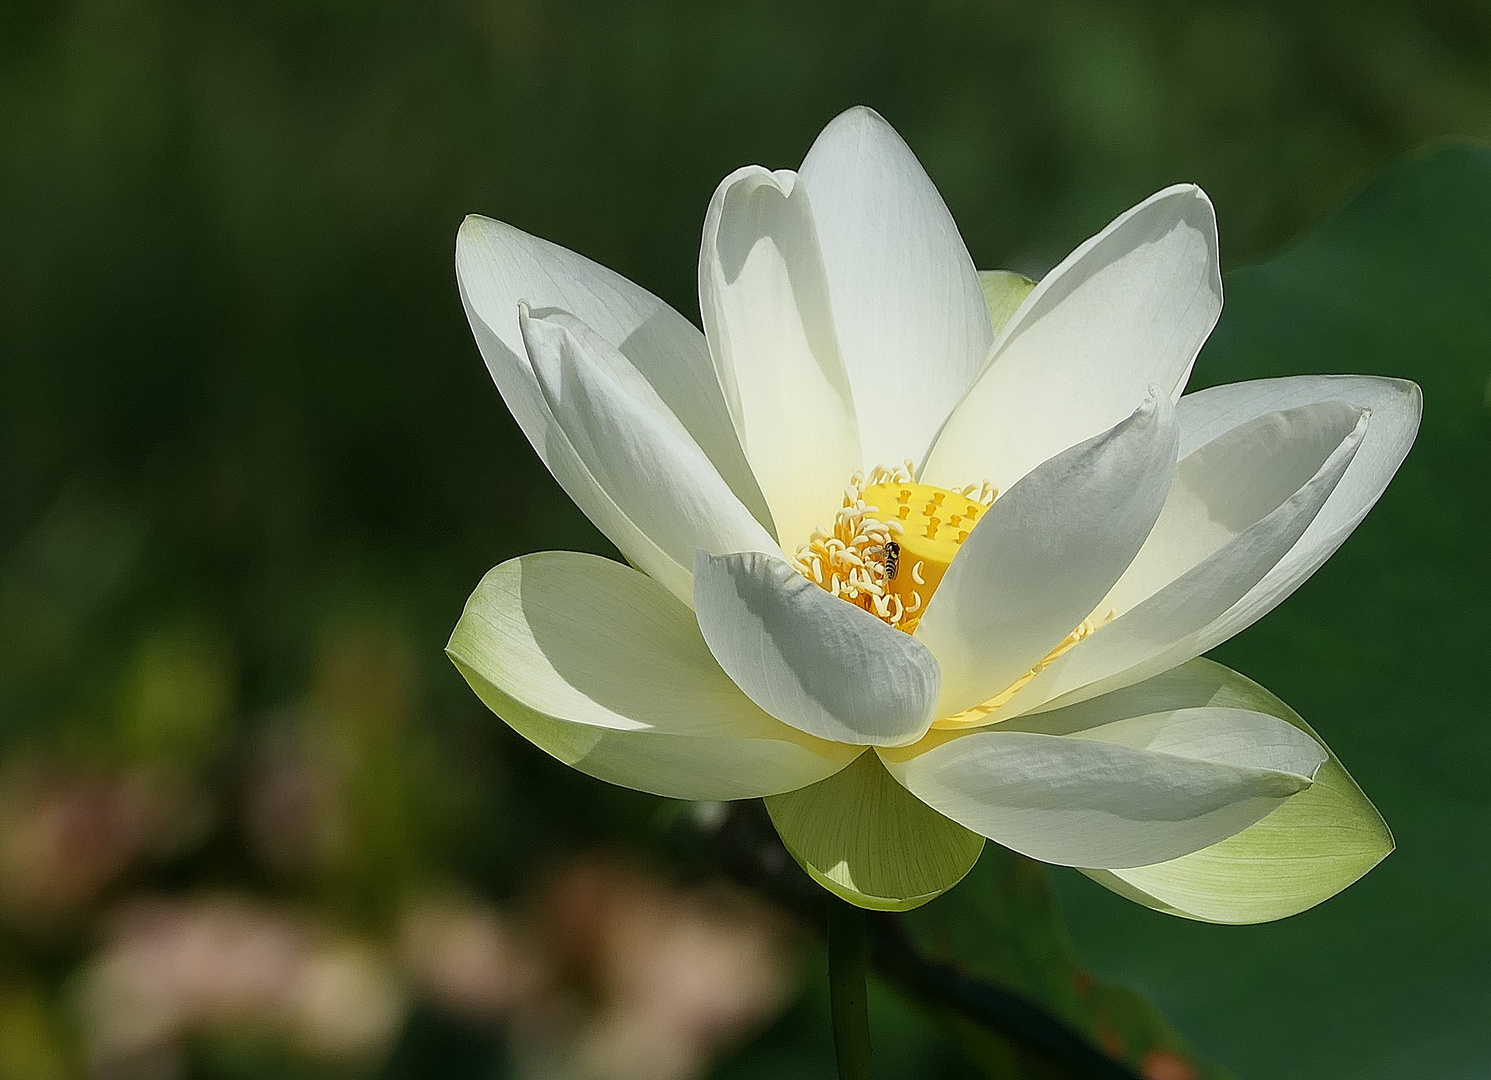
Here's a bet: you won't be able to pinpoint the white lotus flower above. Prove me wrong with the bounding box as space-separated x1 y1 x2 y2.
449 107 1420 920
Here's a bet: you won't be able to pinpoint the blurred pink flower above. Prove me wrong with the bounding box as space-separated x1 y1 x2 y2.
398 891 539 1022
514 856 800 1080
0 758 198 929
72 895 406 1077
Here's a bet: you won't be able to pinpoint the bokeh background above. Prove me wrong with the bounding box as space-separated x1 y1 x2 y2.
3 1 1490 1078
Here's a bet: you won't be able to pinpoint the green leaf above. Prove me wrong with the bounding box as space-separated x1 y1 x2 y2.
1054 143 1491 1080
978 270 1035 335
1078 659 1392 924
902 847 1232 1080
764 749 984 911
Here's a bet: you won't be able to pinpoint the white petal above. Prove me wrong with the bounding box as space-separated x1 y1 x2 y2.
456 216 772 598
698 166 861 551
533 421 695 603
1066 657 1392 924
1106 401 1368 612
879 705 1324 868
923 185 1221 493
693 550 941 747
798 107 992 469
447 552 858 800
1002 402 1370 714
520 307 778 567
1015 378 1416 713
1170 374 1422 645
914 392 1178 718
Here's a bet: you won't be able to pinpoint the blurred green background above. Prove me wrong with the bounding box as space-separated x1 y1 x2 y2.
3 1 1490 1078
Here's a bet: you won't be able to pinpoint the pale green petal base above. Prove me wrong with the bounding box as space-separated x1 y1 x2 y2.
766 750 984 911
1079 658 1393 923
978 269 1035 335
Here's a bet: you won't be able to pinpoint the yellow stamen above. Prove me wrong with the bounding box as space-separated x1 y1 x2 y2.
789 463 913 628
931 608 1119 729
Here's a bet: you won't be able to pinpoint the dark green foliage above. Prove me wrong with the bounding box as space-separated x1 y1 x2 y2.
907 848 1226 1080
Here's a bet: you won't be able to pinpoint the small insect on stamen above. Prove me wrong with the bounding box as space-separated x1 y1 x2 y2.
883 540 900 580
791 464 995 632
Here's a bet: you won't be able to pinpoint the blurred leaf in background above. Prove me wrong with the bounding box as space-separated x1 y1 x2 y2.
2 0 1490 1078
904 848 1225 1080
1055 140 1491 1080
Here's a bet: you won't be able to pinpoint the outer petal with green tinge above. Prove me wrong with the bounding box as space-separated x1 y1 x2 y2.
765 750 984 911
1074 658 1392 923
447 551 858 801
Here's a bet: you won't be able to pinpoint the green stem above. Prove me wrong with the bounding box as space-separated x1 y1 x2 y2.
827 898 874 1080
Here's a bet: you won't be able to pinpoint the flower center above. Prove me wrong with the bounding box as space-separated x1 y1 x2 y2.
790 464 997 633
792 466 1118 726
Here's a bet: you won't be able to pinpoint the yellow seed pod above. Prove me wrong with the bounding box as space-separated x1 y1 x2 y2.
860 481 993 630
